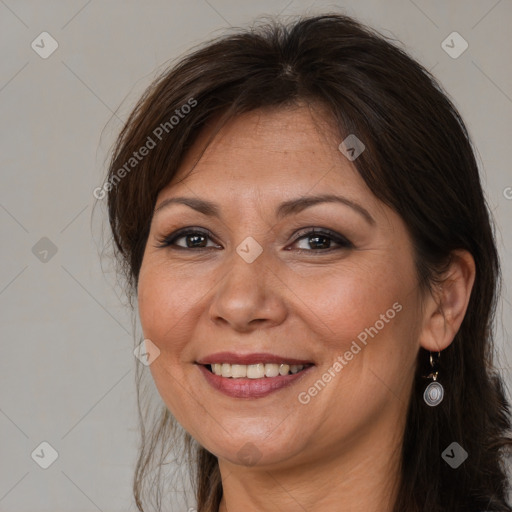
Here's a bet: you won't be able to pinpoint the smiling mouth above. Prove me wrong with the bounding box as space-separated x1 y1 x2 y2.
205 363 313 378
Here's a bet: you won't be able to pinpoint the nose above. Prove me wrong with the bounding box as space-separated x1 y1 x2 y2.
208 248 288 332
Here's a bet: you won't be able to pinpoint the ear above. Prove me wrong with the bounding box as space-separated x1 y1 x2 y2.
418 250 476 352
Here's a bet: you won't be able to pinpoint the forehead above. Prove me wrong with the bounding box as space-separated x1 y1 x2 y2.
163 106 370 198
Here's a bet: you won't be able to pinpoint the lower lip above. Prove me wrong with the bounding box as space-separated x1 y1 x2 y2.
197 364 314 398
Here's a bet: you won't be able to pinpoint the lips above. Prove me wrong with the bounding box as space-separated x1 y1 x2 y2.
196 352 313 366
196 352 315 398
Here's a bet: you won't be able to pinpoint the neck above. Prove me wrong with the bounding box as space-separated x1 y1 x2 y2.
217 421 403 512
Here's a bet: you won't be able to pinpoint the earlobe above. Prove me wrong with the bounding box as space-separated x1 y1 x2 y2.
418 250 476 352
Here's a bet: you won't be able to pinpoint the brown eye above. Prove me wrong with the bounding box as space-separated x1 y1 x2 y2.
291 228 353 252
155 228 221 250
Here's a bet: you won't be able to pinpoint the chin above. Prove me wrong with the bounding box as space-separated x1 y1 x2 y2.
197 422 308 469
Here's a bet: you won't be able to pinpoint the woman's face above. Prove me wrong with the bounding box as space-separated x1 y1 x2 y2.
137 106 425 469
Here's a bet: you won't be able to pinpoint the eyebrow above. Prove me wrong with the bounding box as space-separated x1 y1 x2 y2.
153 193 376 225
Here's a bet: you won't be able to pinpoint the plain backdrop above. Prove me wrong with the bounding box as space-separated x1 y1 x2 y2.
1 1 511 511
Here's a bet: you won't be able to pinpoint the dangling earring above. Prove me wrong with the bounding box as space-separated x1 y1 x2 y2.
423 350 444 406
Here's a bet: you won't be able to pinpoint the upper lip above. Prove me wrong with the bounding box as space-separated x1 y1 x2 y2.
196 352 314 366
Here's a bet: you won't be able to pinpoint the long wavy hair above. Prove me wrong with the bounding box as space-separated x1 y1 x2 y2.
101 13 512 512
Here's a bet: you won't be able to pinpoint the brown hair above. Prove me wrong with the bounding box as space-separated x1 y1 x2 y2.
101 13 512 512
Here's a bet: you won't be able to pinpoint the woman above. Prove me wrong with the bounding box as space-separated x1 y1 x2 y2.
102 13 512 512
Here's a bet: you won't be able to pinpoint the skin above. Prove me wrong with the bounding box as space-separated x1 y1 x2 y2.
137 104 475 512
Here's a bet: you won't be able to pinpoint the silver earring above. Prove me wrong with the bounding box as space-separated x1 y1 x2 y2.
423 351 444 406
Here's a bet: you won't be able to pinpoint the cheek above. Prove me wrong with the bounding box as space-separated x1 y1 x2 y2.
288 260 408 350
311 264 419 407
137 266 205 430
138 263 200 335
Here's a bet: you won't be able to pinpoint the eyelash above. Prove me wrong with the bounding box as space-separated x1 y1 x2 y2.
155 227 354 253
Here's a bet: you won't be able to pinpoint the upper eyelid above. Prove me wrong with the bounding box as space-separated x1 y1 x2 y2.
160 227 217 244
292 229 353 248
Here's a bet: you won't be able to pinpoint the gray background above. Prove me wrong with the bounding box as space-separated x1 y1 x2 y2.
1 1 511 511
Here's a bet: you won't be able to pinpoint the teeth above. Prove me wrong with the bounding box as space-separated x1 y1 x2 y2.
209 363 306 378
221 363 232 378
231 364 247 378
247 363 265 379
279 364 290 376
265 364 280 377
